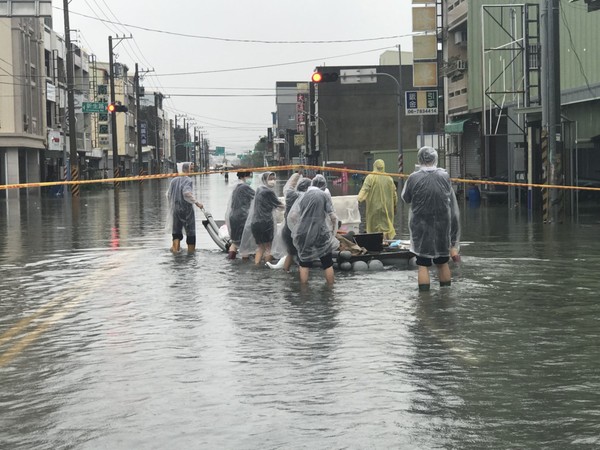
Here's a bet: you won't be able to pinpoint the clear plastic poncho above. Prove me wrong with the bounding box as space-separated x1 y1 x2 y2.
165 162 198 235
238 172 284 257
225 180 255 246
288 186 339 262
357 159 398 239
401 147 460 258
281 174 312 254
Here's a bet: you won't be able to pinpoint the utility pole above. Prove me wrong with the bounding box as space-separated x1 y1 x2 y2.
108 35 118 180
541 0 562 223
63 0 79 196
154 92 161 174
397 44 404 179
134 63 142 176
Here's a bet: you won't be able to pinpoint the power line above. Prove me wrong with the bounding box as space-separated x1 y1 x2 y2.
153 46 395 77
561 1 596 97
52 6 414 45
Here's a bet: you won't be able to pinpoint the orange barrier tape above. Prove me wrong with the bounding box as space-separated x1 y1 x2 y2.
2 164 600 193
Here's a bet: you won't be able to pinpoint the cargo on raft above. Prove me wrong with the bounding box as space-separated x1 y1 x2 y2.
201 195 415 270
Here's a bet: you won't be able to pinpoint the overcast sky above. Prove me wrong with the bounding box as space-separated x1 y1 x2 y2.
52 0 414 154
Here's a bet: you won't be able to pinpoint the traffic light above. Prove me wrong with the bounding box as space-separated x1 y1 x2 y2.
107 102 128 113
311 71 339 83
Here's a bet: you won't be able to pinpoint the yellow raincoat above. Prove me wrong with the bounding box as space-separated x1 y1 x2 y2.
357 159 398 239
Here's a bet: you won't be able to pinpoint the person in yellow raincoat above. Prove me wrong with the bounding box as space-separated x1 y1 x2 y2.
357 159 398 240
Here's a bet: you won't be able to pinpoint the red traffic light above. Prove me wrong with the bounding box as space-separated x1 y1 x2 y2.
107 102 128 113
311 71 339 83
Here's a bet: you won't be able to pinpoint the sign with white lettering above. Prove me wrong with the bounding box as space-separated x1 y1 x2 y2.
405 90 438 115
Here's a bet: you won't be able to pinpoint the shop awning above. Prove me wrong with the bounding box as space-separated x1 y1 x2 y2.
444 118 470 134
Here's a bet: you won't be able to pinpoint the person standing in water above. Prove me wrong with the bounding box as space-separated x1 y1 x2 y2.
225 171 254 259
239 172 283 265
166 162 204 253
288 175 339 285
357 159 398 240
401 147 460 291
281 173 312 272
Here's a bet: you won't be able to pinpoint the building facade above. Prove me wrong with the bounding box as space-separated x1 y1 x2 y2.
441 0 600 214
0 17 46 198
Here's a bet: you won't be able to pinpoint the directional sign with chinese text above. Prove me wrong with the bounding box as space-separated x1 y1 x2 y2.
405 90 438 115
82 102 108 113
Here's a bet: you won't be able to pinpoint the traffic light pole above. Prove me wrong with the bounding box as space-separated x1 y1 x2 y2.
108 35 132 182
305 112 328 165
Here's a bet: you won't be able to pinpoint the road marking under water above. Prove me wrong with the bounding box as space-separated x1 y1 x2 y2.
0 252 133 368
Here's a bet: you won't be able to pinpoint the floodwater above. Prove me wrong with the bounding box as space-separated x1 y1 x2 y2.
1 174 600 449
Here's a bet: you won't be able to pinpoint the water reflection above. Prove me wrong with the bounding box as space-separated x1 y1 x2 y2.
2 178 600 448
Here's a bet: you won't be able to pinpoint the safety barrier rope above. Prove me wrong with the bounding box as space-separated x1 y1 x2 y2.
2 164 600 193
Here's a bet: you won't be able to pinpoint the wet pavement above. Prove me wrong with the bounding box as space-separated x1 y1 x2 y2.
1 174 600 448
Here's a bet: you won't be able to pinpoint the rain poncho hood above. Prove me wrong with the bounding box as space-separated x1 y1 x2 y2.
418 145 438 167
176 162 193 174
401 147 460 258
288 187 339 262
225 177 255 246
357 159 398 239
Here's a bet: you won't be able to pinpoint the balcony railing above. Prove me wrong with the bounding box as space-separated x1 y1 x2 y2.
448 0 468 30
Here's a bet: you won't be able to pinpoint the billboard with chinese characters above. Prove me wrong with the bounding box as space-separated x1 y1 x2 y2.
405 90 438 115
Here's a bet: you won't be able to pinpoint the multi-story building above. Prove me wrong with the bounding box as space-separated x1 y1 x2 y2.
0 16 46 198
308 63 438 173
43 25 93 183
92 62 137 176
139 91 172 174
441 0 600 213
274 81 306 165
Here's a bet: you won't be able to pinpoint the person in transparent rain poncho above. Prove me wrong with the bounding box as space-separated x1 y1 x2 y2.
166 162 204 253
288 174 339 285
280 173 312 272
401 146 460 292
238 171 284 265
224 171 254 260
358 159 398 240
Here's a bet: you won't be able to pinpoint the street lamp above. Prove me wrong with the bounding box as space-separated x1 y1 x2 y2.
372 72 403 178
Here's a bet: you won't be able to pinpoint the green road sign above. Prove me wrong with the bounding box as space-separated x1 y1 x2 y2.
82 102 108 113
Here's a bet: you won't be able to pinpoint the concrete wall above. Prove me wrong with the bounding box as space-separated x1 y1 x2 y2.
313 65 439 169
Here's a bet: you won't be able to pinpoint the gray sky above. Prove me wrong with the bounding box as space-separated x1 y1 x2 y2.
53 0 414 154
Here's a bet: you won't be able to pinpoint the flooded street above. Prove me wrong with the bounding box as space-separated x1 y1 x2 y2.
1 175 600 449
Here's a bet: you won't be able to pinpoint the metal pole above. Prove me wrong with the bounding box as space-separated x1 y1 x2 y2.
108 36 119 181
372 71 403 176
154 92 160 174
547 0 562 222
63 0 79 195
134 63 143 175
397 44 404 179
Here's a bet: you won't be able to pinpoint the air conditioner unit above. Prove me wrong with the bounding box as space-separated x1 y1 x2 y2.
456 59 467 70
454 30 467 45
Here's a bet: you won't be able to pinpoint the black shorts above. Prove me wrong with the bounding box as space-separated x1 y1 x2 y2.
416 256 450 267
299 253 334 270
251 221 274 245
229 216 246 246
